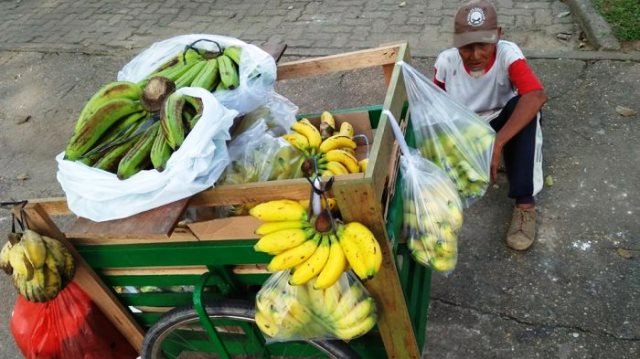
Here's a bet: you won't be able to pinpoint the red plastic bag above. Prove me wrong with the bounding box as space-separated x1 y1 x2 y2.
11 282 137 359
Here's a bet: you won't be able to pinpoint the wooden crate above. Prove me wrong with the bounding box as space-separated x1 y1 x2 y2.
21 42 428 358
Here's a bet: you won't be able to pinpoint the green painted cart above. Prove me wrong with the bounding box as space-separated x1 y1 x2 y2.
21 43 432 358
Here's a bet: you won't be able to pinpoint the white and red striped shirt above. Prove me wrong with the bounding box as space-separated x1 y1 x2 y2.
434 40 543 119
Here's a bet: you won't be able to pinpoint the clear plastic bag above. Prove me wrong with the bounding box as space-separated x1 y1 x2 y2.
220 119 304 184
400 62 496 207
118 34 277 115
11 282 137 359
385 110 463 274
255 270 377 342
234 92 299 137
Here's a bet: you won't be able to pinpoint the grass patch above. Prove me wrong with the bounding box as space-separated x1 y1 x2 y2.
592 0 640 41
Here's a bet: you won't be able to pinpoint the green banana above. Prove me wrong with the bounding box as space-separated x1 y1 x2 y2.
223 46 242 66
75 81 142 133
93 132 141 173
217 54 239 90
190 59 220 91
65 99 144 161
183 95 203 131
97 111 149 146
160 92 186 149
175 60 207 88
150 126 172 172
116 122 160 180
215 81 228 91
145 50 204 82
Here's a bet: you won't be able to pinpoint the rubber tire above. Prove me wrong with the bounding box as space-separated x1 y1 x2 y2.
142 299 359 359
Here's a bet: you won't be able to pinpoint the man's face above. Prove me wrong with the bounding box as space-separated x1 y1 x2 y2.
458 42 497 72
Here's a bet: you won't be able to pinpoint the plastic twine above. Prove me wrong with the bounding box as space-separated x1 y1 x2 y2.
382 109 410 157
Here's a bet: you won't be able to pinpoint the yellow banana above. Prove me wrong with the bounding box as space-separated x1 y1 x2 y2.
291 119 321 149
1 241 13 275
42 266 62 301
255 310 279 337
336 225 368 280
320 111 336 129
255 220 308 236
20 230 47 270
330 284 363 321
267 234 321 272
359 158 369 172
304 283 328 317
62 249 75 283
318 135 357 154
41 236 66 272
324 161 349 175
338 222 382 279
321 170 334 177
9 243 34 280
282 133 310 152
324 149 360 173
338 121 354 138
323 281 341 315
289 235 331 285
249 199 307 222
333 315 376 340
334 297 376 329
314 234 347 289
254 228 315 255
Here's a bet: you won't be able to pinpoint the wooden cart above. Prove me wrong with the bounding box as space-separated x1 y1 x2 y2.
19 42 432 358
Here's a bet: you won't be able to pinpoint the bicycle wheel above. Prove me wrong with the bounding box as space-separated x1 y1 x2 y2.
142 299 359 359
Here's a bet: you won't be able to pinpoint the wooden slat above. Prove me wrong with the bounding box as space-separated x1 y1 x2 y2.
18 203 145 353
25 197 71 215
103 265 208 276
277 43 403 80
68 226 199 246
67 198 189 240
333 182 420 358
188 215 261 241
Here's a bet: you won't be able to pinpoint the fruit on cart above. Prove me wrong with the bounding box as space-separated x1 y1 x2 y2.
255 272 377 340
1 230 75 302
418 124 493 201
141 45 243 93
65 88 205 179
403 179 463 273
282 112 366 177
251 199 382 286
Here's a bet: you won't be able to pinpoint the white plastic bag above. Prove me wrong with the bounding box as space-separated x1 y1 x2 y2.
118 34 277 115
56 87 237 222
400 62 495 207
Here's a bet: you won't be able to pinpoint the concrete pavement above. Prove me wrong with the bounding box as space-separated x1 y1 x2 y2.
0 0 638 358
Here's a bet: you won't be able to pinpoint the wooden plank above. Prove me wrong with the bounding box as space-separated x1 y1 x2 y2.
19 203 145 353
277 44 403 80
188 216 261 240
25 197 71 215
333 181 420 358
67 198 189 240
68 226 199 246
103 265 208 276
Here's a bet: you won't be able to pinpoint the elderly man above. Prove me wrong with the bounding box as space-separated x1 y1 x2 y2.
433 0 548 250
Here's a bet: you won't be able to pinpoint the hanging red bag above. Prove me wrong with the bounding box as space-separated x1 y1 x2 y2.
11 282 137 359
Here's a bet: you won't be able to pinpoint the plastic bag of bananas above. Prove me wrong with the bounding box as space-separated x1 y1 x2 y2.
255 270 377 342
57 87 237 222
385 109 464 274
118 34 277 115
400 62 496 207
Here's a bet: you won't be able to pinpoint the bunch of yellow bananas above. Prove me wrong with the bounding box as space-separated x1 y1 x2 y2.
65 84 205 179
255 272 377 341
0 230 75 302
250 199 382 287
281 111 368 176
404 179 463 273
140 46 242 92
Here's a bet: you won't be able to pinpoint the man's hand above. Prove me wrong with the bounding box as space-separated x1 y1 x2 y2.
490 141 503 183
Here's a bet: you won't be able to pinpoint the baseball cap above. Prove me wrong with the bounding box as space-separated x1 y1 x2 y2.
453 0 499 48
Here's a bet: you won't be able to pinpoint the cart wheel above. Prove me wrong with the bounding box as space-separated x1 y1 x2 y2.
142 299 359 359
